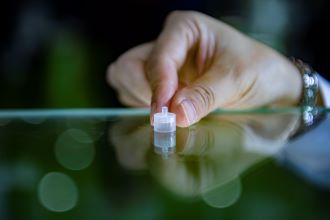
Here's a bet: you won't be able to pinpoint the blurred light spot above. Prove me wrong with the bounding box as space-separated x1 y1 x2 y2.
68 128 93 143
66 119 104 141
202 177 241 208
55 129 95 170
38 172 78 212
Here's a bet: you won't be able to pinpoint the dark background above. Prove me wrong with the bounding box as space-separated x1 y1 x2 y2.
1 0 329 108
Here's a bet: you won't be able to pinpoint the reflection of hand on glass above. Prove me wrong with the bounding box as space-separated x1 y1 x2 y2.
110 116 151 171
109 112 299 208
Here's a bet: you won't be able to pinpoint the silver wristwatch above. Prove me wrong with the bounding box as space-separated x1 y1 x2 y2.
291 58 321 126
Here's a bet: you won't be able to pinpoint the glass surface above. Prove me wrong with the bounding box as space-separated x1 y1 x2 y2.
0 108 329 220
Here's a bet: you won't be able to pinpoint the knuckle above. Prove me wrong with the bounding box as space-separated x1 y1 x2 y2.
166 10 199 24
167 10 184 20
167 10 198 19
116 55 132 70
191 85 215 113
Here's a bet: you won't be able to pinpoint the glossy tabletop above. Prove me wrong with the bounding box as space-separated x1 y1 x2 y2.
0 108 329 220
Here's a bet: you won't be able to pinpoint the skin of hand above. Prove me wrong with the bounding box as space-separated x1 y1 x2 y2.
107 11 302 127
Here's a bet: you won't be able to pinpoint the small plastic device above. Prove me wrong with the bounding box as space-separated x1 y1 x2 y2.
153 106 176 159
153 106 176 132
153 132 176 159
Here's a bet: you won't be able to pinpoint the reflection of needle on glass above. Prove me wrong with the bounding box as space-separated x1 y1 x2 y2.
153 107 176 159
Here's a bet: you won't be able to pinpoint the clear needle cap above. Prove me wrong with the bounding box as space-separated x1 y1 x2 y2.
153 106 176 132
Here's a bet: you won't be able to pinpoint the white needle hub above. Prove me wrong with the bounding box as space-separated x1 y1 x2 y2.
153 106 176 132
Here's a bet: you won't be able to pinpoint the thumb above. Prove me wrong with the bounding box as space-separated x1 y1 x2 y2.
170 74 218 127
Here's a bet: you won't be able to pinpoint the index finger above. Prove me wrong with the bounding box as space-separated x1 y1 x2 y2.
147 11 201 123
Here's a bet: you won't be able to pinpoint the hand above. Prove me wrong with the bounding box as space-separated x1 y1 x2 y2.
107 11 302 127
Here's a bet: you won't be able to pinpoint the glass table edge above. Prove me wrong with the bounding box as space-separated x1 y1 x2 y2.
0 107 328 118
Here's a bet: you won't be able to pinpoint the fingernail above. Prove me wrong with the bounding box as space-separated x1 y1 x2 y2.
180 100 197 125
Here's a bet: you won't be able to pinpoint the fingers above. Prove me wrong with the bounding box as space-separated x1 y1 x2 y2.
170 75 216 127
170 66 239 127
107 43 153 107
147 11 202 121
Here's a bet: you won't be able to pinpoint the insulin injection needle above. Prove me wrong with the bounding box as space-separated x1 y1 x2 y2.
153 107 176 159
153 106 176 132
